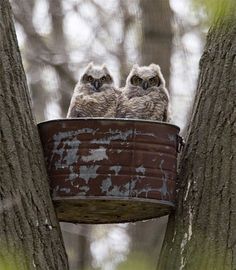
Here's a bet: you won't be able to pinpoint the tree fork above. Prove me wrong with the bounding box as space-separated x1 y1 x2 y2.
0 1 68 269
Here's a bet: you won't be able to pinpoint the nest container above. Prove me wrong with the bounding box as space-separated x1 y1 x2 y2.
38 118 181 223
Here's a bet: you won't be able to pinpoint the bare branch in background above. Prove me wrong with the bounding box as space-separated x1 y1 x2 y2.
12 0 76 119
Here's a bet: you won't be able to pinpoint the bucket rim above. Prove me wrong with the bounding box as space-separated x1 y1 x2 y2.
37 117 180 131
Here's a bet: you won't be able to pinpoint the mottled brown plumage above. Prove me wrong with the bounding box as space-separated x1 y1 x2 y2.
67 63 120 118
116 64 170 121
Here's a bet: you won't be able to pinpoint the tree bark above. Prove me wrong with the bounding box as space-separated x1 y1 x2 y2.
0 1 68 269
140 0 173 86
158 5 236 270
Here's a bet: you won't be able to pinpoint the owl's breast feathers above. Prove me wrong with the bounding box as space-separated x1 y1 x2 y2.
115 87 170 121
67 87 121 118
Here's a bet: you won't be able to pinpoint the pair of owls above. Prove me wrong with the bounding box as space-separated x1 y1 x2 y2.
67 62 170 121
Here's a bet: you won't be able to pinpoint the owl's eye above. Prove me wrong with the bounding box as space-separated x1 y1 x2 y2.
131 75 142 86
87 76 94 82
101 76 106 82
149 76 160 86
82 74 94 83
106 75 112 82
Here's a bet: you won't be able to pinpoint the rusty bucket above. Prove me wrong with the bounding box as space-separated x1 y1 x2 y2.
38 118 180 224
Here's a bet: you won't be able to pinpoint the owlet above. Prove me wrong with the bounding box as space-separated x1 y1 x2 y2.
67 63 120 118
116 64 170 122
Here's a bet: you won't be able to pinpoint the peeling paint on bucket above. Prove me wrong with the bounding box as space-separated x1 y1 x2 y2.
38 118 180 224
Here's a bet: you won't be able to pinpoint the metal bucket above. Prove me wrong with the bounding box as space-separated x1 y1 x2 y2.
38 118 180 223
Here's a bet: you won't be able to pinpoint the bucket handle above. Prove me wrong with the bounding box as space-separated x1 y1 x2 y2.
177 135 185 153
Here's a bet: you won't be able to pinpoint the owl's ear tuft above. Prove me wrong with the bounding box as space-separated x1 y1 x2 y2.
87 62 94 68
149 63 160 71
148 63 166 87
102 64 109 73
84 62 94 71
132 64 139 70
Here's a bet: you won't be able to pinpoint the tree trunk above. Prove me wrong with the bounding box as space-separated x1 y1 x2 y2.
140 0 173 86
158 5 236 270
0 1 68 269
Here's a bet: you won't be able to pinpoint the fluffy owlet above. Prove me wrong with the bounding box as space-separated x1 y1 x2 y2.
116 64 170 122
67 63 120 118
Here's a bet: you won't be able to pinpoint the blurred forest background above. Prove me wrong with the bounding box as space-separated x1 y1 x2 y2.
12 0 208 269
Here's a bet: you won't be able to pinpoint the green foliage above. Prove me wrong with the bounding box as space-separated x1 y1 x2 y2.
117 252 156 270
0 259 23 270
0 247 26 270
192 0 235 23
0 263 15 270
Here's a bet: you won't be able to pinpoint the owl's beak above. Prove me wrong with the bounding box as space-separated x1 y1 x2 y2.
142 81 149 90
93 80 101 91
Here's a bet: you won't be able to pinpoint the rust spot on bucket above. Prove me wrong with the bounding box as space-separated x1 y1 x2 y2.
38 118 180 223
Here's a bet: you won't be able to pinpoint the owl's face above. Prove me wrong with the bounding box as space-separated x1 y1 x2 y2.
125 64 165 98
80 63 113 93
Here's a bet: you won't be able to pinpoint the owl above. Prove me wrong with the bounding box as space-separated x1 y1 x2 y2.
116 64 170 122
67 63 120 118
